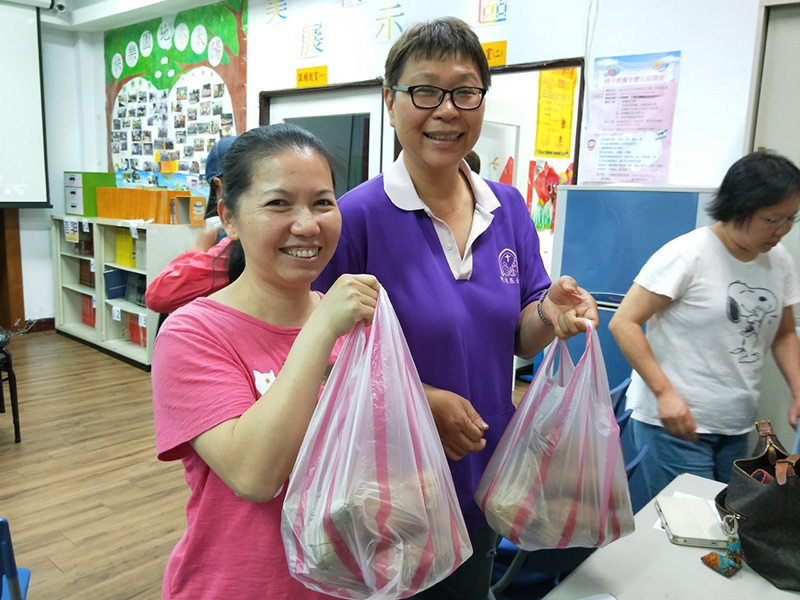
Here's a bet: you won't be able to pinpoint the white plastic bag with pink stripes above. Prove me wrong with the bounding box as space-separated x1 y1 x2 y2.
475 319 635 551
281 287 471 599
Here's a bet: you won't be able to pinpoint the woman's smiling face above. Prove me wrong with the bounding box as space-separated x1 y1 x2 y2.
222 147 341 291
384 54 486 178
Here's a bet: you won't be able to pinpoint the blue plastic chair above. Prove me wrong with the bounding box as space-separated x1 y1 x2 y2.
609 377 631 417
624 442 649 477
616 408 633 436
1 518 30 600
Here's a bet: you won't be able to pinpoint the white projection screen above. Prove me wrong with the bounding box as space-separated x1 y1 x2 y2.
0 0 51 208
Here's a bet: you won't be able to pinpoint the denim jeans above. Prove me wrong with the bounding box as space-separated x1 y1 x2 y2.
406 526 498 600
630 419 749 499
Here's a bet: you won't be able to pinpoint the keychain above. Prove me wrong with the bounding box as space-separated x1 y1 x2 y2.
700 514 743 577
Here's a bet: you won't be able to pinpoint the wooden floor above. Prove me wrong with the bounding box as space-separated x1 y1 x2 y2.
0 331 187 600
0 330 532 599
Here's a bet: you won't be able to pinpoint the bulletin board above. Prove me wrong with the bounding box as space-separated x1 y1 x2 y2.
103 0 247 198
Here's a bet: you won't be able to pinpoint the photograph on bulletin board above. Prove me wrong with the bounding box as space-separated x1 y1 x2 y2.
104 0 247 200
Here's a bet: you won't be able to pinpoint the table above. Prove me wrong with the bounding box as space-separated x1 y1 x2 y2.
543 473 800 599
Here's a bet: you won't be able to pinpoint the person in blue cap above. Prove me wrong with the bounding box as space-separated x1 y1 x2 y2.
203 135 237 220
145 135 238 315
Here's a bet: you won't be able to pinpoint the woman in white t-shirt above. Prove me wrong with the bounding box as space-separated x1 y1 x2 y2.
609 151 800 497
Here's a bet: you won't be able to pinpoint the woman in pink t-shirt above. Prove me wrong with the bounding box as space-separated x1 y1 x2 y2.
151 124 379 600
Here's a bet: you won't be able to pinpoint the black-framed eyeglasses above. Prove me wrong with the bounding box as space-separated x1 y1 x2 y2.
391 84 487 110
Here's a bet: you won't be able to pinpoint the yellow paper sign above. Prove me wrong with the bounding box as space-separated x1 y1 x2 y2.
534 68 578 158
296 66 328 88
482 41 507 67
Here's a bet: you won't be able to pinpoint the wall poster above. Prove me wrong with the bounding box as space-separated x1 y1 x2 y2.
532 67 578 232
581 51 680 184
104 0 247 197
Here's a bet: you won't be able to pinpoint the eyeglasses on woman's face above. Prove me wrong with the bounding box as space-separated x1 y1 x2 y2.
391 84 487 110
760 213 800 229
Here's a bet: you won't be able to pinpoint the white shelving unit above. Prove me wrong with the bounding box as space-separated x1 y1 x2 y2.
52 216 197 368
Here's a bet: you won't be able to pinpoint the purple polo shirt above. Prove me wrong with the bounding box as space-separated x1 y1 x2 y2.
314 156 550 528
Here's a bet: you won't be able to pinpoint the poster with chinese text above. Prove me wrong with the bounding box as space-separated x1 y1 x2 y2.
581 51 680 184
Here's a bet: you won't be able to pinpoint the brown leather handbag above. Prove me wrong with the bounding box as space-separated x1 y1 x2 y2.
715 421 800 591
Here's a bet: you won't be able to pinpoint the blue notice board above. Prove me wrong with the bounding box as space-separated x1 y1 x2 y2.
553 185 716 297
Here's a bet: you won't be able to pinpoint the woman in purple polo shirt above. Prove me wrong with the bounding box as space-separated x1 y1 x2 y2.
314 17 597 600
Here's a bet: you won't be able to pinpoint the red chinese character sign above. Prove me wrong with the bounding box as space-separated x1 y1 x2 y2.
581 51 681 184
104 0 247 196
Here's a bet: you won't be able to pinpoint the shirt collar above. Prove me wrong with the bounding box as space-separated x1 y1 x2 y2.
384 151 501 213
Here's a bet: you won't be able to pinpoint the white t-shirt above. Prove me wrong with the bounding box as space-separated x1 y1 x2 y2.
626 226 800 435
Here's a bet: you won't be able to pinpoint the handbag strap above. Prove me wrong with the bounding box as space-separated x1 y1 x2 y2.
775 455 799 485
752 420 789 463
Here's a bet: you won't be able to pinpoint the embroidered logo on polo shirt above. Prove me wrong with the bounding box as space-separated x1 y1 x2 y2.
498 248 519 284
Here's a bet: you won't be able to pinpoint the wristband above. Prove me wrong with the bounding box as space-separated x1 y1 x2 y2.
537 287 552 326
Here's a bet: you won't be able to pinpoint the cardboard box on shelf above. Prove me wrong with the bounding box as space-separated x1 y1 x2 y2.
169 196 207 226
97 187 166 222
96 187 205 224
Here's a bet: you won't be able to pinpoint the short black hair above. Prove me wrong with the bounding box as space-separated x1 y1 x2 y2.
384 17 491 91
707 151 800 225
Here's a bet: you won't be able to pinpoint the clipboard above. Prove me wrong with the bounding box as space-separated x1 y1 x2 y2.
654 495 728 549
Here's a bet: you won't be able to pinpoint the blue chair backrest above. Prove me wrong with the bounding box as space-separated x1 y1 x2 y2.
0 519 16 579
616 408 633 437
1 518 27 600
610 377 631 416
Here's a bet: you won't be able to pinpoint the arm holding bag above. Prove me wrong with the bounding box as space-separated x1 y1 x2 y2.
281 287 472 599
475 319 635 551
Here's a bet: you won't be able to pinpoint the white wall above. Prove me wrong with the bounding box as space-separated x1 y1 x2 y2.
19 27 105 320
25 0 761 320
585 0 759 186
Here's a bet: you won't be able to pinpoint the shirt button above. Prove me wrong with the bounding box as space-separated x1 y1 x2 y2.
446 244 452 250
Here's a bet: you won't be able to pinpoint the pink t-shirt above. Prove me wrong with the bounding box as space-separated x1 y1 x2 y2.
152 297 338 600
